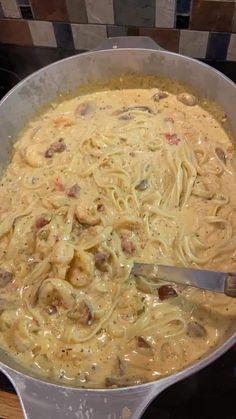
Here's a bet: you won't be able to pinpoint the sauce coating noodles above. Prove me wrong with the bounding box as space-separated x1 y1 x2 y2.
0 82 236 387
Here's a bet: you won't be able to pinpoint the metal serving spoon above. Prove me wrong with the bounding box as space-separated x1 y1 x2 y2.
131 263 236 297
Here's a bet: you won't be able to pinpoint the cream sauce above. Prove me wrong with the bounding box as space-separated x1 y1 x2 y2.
0 83 236 387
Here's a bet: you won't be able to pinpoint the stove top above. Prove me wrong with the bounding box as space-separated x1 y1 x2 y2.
0 44 235 419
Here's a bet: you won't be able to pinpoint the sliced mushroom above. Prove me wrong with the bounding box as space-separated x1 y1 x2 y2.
177 93 197 106
0 270 13 288
119 114 133 121
126 106 154 114
75 101 94 117
215 147 226 165
67 300 93 325
44 147 54 158
160 340 183 365
114 106 154 116
67 183 81 198
46 305 57 315
158 285 178 301
135 179 149 191
187 321 207 338
94 251 109 272
152 91 168 102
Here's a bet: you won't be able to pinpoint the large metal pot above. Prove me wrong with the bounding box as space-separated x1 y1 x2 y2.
0 37 235 419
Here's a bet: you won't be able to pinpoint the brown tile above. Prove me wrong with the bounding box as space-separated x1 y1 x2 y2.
232 3 236 33
139 28 180 52
190 0 234 32
0 19 33 46
31 0 68 21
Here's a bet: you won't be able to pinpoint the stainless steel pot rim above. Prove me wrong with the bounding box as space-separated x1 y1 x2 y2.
0 47 235 111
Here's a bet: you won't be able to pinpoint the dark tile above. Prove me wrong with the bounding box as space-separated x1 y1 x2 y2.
127 27 139 36
139 28 180 52
0 3 4 18
0 19 33 46
20 5 33 19
53 22 74 50
191 0 234 32
176 15 190 29
206 32 230 61
31 0 68 21
107 25 127 37
177 0 192 14
0 44 62 78
17 0 29 4
114 0 155 27
66 0 87 23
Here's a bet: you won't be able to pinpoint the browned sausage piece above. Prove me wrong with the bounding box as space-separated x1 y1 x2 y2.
67 184 80 198
121 238 136 255
137 336 151 348
35 216 51 229
158 285 178 301
45 141 66 158
0 270 13 288
97 203 105 212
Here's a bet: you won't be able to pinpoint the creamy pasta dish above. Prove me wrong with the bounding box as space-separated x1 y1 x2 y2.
0 77 236 388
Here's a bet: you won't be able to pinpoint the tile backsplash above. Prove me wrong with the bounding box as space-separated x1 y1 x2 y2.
0 0 236 61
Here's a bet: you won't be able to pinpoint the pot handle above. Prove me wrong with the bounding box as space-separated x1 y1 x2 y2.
95 36 164 51
1 365 169 419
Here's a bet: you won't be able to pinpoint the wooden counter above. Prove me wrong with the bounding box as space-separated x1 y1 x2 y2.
0 390 23 419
